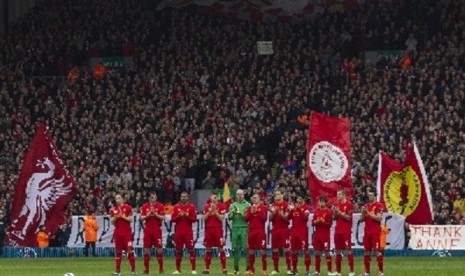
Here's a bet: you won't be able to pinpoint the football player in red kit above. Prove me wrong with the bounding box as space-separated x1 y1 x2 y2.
202 193 228 274
245 193 268 275
269 190 291 275
361 190 384 276
312 196 336 276
171 191 198 274
110 194 136 276
288 195 311 275
332 189 355 276
140 192 165 274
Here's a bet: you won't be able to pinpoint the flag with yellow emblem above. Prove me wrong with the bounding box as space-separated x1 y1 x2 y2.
222 182 231 209
377 142 433 224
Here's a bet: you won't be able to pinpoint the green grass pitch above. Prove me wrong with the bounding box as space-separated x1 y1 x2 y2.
0 256 463 276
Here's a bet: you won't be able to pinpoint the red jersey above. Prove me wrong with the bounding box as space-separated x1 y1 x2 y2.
203 202 226 228
140 201 165 230
334 201 354 234
363 202 384 234
270 201 290 230
312 208 332 235
289 204 311 234
245 203 268 230
172 202 197 233
110 203 133 234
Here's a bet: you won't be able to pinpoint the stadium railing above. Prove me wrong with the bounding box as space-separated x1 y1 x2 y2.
3 247 465 258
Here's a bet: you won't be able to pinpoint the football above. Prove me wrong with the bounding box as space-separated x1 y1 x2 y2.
64 273 75 276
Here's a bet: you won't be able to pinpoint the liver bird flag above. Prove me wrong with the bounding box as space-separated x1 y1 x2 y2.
377 142 433 224
7 122 77 246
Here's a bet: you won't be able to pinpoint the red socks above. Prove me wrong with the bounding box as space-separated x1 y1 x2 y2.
249 253 256 273
292 253 298 272
304 253 311 272
220 251 227 270
272 251 279 271
348 253 354 272
336 252 355 273
115 251 122 272
325 254 332 272
175 250 196 271
336 254 342 273
377 255 384 273
144 253 150 272
364 255 371 273
175 252 182 271
285 251 291 270
189 250 196 271
157 252 164 272
262 253 267 271
205 251 212 270
315 255 321 273
128 251 136 271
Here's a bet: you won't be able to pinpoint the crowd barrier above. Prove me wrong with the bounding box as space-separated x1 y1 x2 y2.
68 213 406 249
2 247 465 258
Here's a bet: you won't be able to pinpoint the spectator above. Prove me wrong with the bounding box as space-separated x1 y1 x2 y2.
36 225 50 248
163 174 176 204
235 163 248 188
405 33 418 53
185 159 197 194
202 171 216 190
380 225 390 251
52 222 71 247
164 200 174 215
84 210 99 257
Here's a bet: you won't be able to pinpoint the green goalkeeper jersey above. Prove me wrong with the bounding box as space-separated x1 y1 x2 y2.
228 201 251 228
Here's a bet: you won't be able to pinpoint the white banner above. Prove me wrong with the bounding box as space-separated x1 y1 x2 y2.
68 212 405 249
409 225 465 250
257 41 274 55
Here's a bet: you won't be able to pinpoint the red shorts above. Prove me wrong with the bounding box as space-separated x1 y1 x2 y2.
174 231 194 250
363 233 380 251
313 234 330 251
271 228 289 249
204 228 224 248
143 230 162 248
114 231 133 251
334 232 352 250
248 229 266 250
290 232 308 251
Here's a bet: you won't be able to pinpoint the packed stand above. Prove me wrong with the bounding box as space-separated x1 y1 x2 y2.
0 0 464 240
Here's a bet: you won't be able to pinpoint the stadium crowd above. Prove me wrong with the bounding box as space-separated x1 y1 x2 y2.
0 0 465 247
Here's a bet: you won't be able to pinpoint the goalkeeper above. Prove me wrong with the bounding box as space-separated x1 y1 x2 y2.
228 189 251 274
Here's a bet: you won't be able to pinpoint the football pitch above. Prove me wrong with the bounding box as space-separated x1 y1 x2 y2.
0 256 463 276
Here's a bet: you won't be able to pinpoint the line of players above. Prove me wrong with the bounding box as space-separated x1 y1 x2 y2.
110 189 384 276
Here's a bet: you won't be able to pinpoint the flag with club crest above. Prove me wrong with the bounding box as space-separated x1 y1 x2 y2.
307 111 353 206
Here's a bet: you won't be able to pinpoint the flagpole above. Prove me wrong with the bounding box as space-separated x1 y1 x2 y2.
376 151 382 201
412 142 434 220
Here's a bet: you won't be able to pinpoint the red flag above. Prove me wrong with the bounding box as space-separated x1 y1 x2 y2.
7 122 77 246
376 151 404 210
376 143 433 224
307 111 352 206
